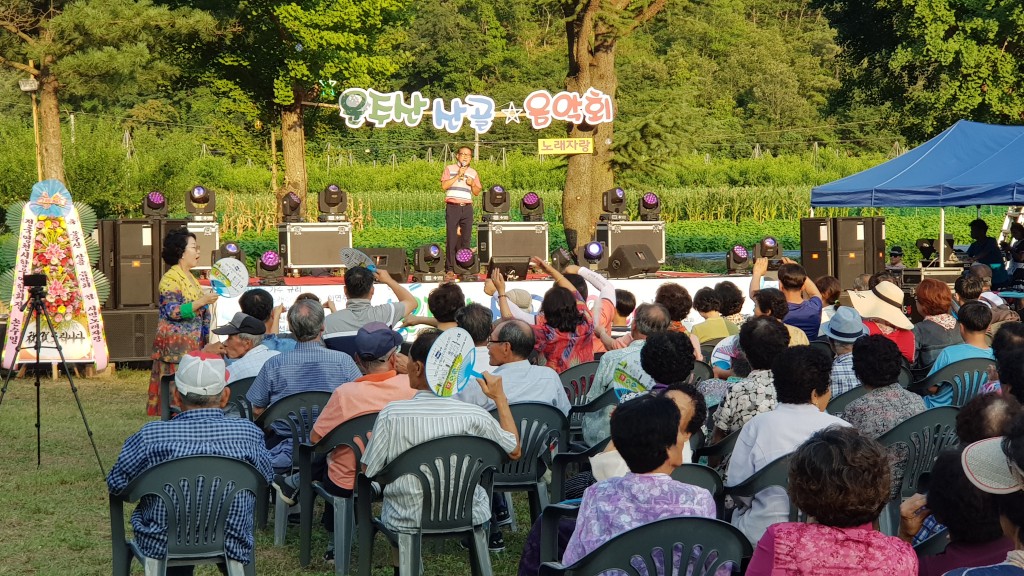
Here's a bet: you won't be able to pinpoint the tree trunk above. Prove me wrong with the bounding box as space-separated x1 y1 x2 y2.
279 90 307 219
37 61 65 182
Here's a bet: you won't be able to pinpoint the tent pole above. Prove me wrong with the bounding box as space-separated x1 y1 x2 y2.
810 207 815 217
939 207 946 264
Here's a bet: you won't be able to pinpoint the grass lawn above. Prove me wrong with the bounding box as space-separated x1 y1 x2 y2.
0 368 532 576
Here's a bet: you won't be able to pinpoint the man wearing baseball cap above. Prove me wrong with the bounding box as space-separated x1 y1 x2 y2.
209 312 280 383
956 416 1024 575
107 352 273 571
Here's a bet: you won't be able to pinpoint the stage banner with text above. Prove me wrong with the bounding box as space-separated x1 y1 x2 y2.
2 181 108 369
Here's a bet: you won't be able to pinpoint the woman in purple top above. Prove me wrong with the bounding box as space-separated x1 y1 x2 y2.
562 393 716 566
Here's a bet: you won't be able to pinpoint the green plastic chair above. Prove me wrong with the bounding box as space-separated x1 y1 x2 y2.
672 463 726 516
724 453 801 522
110 455 268 576
254 390 332 545
567 388 618 447
489 403 569 528
826 386 869 416
898 364 914 389
915 358 992 407
297 411 379 574
914 527 950 558
810 339 835 361
689 360 714 384
549 436 613 503
225 376 257 421
539 516 752 575
560 361 600 441
355 435 508 576
876 407 960 535
699 338 724 362
693 428 740 463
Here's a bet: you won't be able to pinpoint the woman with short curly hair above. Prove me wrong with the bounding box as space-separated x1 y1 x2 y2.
746 426 918 575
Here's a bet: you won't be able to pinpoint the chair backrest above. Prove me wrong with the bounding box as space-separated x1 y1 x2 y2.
920 358 992 407
540 516 752 576
367 435 507 532
898 364 913 389
225 376 257 420
689 360 714 383
694 429 740 460
699 338 723 361
810 339 834 361
312 411 379 460
109 455 266 560
724 453 801 521
826 386 869 415
913 527 950 558
255 390 332 465
490 402 568 486
876 407 960 498
671 463 725 500
560 361 600 407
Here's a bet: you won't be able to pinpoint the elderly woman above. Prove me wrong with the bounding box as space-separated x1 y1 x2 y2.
147 227 218 416
746 426 917 575
849 280 915 363
911 278 962 376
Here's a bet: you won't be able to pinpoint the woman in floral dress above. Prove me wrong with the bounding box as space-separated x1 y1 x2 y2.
146 227 218 416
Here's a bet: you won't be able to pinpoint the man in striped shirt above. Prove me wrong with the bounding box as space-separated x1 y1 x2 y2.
440 146 482 279
361 329 521 533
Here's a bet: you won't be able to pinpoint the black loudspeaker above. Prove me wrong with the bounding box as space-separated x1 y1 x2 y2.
833 217 872 291
98 218 187 309
608 244 660 278
800 218 832 282
488 256 531 281
477 222 550 263
865 216 886 275
101 309 159 361
358 247 409 280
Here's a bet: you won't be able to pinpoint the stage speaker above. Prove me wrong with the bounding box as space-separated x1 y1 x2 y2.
357 247 409 280
593 221 666 269
101 309 159 362
608 244 660 278
833 217 871 291
477 222 549 263
865 216 886 276
186 222 219 270
278 222 352 269
800 218 832 281
488 256 531 282
98 218 187 309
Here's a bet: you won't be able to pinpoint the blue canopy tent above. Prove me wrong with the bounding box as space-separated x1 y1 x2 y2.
811 120 1024 261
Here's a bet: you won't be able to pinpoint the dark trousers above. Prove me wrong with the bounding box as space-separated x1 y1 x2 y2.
445 202 473 271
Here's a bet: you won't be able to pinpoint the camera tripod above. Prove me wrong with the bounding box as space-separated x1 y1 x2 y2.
0 283 105 476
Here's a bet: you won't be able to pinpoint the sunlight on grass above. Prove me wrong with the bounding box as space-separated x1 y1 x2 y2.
0 368 531 576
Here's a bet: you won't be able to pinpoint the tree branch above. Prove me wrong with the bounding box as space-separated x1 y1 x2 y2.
628 0 667 33
0 20 37 46
0 54 37 75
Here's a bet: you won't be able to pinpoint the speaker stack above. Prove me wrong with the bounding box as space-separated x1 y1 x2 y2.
800 217 886 291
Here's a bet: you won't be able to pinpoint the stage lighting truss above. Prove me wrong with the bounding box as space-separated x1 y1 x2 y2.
726 244 750 272
483 185 510 221
520 192 545 222
142 190 167 218
281 191 302 223
318 184 348 222
600 187 627 221
186 185 216 220
453 248 480 278
413 243 445 282
638 192 661 221
257 250 283 285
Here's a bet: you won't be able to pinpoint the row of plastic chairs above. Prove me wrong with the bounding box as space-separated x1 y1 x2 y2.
826 357 991 415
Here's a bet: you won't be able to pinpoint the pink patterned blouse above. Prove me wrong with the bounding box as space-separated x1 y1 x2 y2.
746 522 917 575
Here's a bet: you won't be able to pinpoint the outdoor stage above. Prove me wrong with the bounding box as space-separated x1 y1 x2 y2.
211 271 760 337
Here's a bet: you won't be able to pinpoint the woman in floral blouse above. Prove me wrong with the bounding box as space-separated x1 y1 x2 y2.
146 228 218 415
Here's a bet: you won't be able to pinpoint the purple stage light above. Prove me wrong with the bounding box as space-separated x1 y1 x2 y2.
456 248 475 265
522 192 540 209
260 251 281 268
641 192 659 209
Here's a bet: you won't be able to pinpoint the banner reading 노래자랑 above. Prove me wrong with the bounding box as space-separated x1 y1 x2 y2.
2 180 108 370
538 138 594 155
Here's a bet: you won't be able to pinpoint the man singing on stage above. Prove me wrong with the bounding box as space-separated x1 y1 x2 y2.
440 146 482 280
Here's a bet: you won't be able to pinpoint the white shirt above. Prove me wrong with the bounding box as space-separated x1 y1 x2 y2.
726 403 850 544
454 359 570 415
226 344 280 383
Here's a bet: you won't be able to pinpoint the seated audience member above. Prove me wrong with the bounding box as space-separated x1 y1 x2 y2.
850 280 916 363
361 330 521 533
950 414 1024 575
750 257 823 341
958 393 1022 445
954 274 985 310
844 335 925 497
726 345 850 544
924 300 994 407
821 306 868 396
455 319 570 414
611 289 635 336
562 394 716 566
323 265 417 350
853 273 872 291
107 352 273 574
656 282 694 334
455 303 499 373
302 322 418 559
715 280 747 327
869 270 900 289
247 299 362 472
239 288 295 353
709 288 808 379
712 317 790 441
401 281 465 331
699 352 750 410
494 258 594 373
295 292 335 312
691 287 739 343
966 218 1010 287
746 426 916 576
993 322 1024 365
207 312 280 384
912 278 962 375
980 292 1021 343
996 349 1024 404
581 304 671 446
815 275 842 336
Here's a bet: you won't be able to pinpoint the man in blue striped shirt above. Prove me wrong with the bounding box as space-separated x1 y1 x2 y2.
247 299 362 471
107 352 273 573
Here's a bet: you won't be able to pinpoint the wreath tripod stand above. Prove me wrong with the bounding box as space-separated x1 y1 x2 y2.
0 274 105 475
